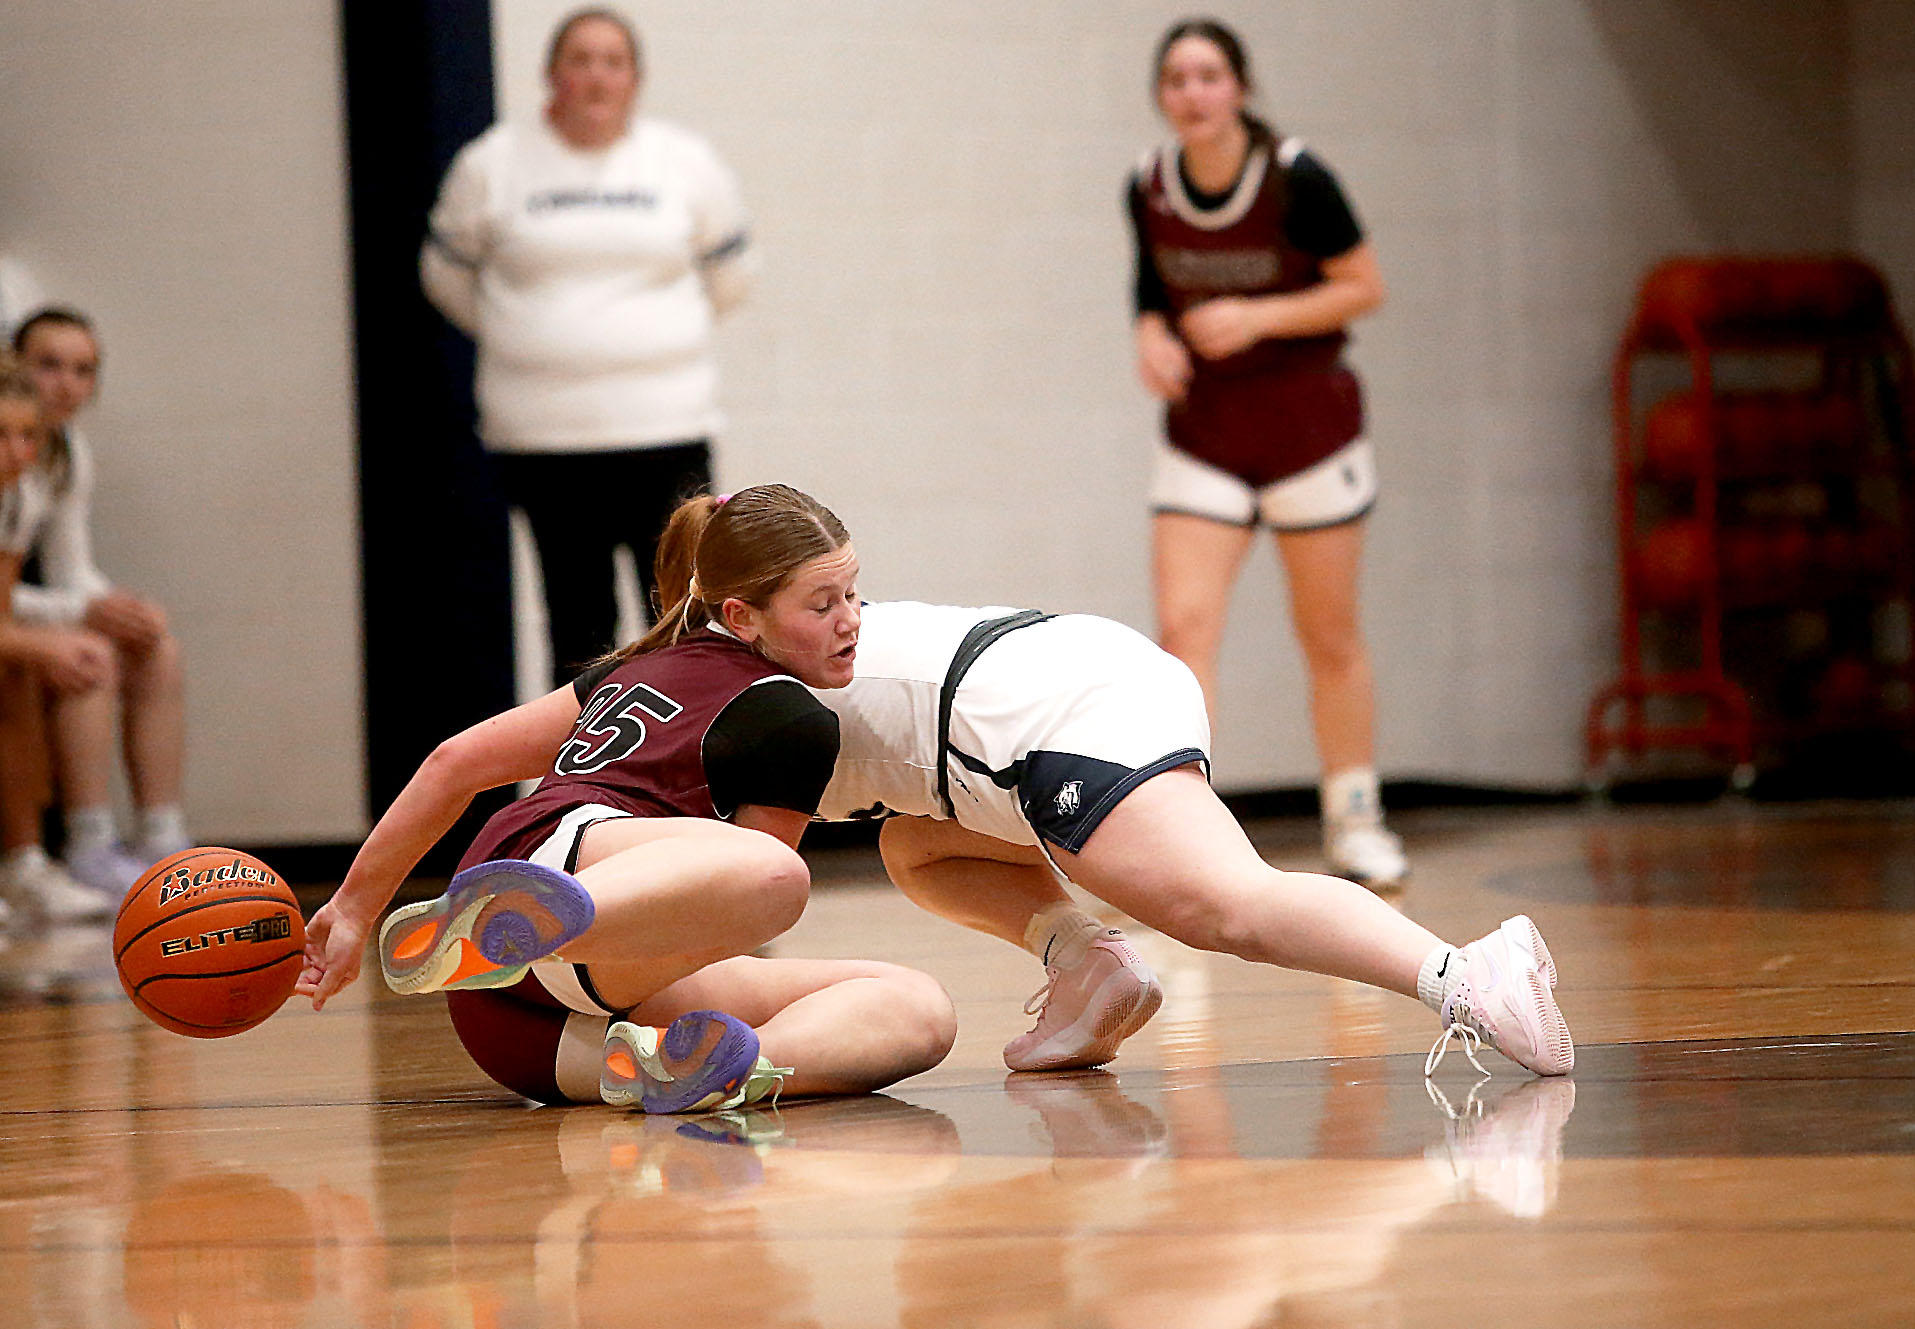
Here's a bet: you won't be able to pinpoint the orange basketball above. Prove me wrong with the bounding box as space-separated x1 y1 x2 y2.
113 847 305 1038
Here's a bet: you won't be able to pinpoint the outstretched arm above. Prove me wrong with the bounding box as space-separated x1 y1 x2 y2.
297 685 583 1009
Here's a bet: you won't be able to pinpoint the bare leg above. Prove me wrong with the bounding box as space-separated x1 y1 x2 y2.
878 816 1067 947
556 817 809 995
625 955 957 1097
1153 512 1254 719
1059 766 1440 998
119 631 185 808
0 669 50 852
47 634 118 809
1274 519 1375 777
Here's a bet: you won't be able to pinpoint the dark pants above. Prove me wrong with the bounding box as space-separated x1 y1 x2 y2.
496 441 712 687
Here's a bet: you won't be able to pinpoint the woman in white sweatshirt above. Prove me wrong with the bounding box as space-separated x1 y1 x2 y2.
420 7 757 686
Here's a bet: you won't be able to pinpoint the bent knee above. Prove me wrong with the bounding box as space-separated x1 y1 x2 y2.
141 629 183 675
739 837 810 932
1156 605 1225 657
123 632 183 696
885 968 959 1069
878 817 935 876
1292 619 1367 675
75 631 121 689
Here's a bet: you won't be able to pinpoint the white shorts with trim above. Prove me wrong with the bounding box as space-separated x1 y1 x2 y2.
1150 437 1377 530
524 803 634 1016
943 614 1212 852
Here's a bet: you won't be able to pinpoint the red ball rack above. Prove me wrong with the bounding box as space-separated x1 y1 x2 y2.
1586 257 1915 787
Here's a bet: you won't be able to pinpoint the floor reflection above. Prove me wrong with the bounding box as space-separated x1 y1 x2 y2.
2 800 1909 1327
0 920 115 1005
122 1170 386 1329
30 1027 1905 1326
1492 807 1915 912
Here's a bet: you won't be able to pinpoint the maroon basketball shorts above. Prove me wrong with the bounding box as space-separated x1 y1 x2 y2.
445 979 610 1104
445 803 637 1103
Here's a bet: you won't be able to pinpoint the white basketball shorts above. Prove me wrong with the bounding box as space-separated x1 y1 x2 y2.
1150 437 1377 531
944 614 1212 853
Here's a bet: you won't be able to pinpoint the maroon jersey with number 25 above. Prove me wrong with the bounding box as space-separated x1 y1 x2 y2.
462 631 825 868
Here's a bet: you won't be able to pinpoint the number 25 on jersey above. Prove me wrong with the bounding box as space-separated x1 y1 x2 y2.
554 683 683 776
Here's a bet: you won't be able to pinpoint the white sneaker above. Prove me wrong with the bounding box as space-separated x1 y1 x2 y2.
0 847 115 924
1325 820 1409 889
1426 915 1574 1077
64 843 148 898
1426 1077 1577 1219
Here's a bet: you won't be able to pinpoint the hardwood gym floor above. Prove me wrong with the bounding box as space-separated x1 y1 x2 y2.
2 798 1911 1328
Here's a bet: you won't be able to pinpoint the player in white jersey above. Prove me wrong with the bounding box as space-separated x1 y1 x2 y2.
812 602 1573 1080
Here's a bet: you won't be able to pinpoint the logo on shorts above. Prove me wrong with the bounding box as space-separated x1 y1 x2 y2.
1054 781 1083 817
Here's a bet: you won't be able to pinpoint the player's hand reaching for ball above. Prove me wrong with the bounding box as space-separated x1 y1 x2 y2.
1178 296 1267 360
297 902 369 1011
1135 313 1193 402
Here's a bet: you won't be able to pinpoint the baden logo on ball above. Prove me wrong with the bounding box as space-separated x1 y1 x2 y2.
113 847 306 1039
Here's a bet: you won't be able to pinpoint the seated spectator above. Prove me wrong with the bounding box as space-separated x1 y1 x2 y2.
0 353 113 923
10 309 188 893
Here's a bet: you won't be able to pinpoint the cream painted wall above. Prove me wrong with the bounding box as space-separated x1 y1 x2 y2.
0 6 365 842
0 1 1867 845
490 0 1858 791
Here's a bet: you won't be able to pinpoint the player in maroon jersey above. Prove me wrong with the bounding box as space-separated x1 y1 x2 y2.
1130 19 1405 890
295 485 955 1113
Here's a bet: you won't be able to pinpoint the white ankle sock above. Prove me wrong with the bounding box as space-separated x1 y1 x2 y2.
65 806 117 857
1417 944 1467 1014
1322 767 1383 828
1023 903 1105 970
135 805 186 850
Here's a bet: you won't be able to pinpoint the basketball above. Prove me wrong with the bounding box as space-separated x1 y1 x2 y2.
113 847 305 1039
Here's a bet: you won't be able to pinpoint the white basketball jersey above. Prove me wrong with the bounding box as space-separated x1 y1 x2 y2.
810 602 1015 827
811 601 1211 850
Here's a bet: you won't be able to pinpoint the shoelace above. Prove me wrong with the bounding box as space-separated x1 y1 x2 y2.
760 1065 793 1110
1424 1074 1491 1121
724 1060 793 1112
1424 1021 1491 1078
1022 967 1062 1017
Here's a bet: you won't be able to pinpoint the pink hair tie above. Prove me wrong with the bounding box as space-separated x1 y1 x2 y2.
715 492 733 505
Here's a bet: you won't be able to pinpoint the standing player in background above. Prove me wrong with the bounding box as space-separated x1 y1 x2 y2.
1129 19 1404 888
10 309 189 892
297 487 955 1115
421 6 757 685
0 354 115 926
810 600 1572 1082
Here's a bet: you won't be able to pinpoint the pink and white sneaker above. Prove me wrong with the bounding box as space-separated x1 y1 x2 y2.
1426 915 1573 1078
1003 933 1164 1072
